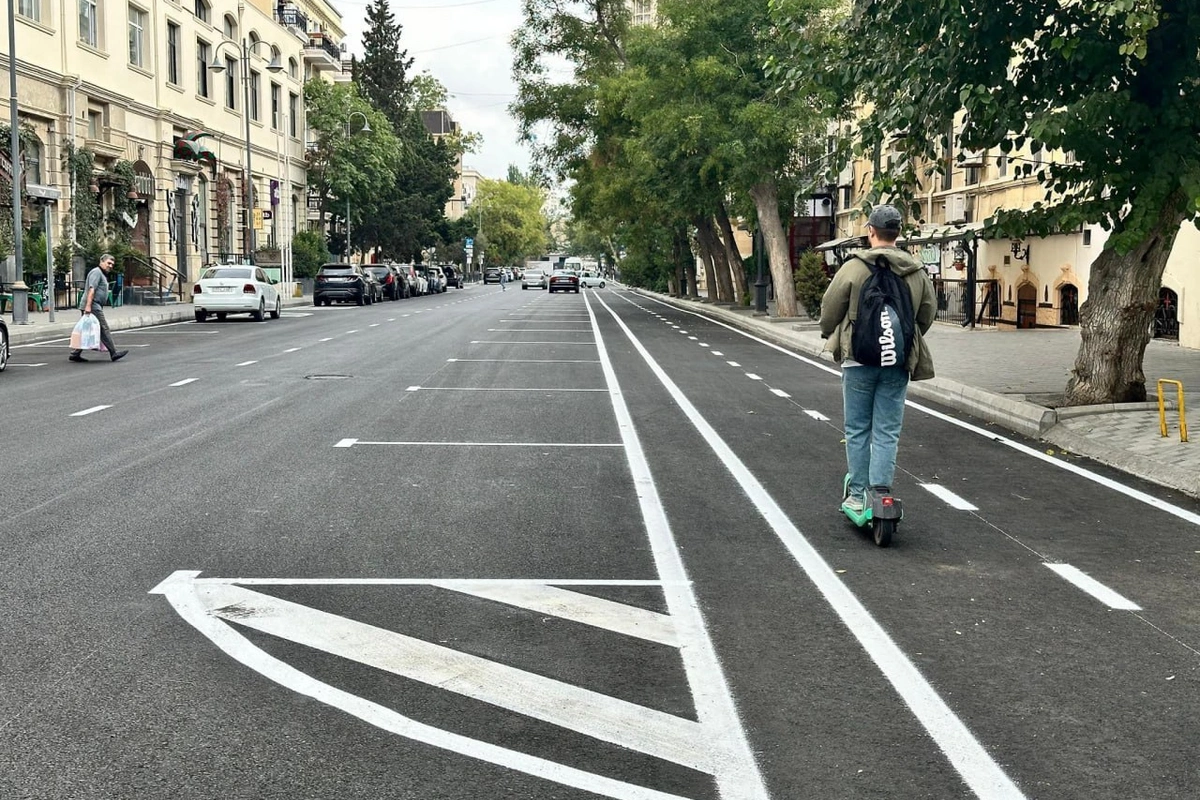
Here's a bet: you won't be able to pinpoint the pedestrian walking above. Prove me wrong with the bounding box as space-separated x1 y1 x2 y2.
70 252 128 363
819 205 935 513
500 269 508 291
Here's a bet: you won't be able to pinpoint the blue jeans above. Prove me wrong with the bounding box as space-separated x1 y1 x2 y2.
842 365 910 499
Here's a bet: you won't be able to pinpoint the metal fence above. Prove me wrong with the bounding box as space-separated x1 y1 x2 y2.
933 278 999 327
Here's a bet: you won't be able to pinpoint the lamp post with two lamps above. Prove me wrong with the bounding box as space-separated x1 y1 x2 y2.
343 111 371 263
207 17 283 262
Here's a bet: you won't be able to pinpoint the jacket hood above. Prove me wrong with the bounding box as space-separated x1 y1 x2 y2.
857 246 924 276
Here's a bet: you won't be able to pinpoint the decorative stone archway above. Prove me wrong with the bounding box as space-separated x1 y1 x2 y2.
1017 282 1038 329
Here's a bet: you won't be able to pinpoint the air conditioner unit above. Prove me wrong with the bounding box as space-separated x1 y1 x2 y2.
959 150 984 167
946 193 967 223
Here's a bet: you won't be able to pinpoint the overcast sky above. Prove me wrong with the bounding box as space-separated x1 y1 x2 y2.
338 0 534 181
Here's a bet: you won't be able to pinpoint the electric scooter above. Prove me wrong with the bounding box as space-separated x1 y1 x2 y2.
840 474 903 547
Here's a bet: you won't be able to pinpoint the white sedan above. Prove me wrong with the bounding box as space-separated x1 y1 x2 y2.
579 271 606 288
193 265 281 322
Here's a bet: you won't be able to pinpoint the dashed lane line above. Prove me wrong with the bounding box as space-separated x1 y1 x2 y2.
70 405 111 417
1044 564 1142 610
920 484 979 511
169 378 198 387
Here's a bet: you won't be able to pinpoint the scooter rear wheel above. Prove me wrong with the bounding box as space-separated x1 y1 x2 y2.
872 518 896 547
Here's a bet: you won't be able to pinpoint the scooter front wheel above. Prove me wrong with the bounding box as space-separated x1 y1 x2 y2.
872 518 896 547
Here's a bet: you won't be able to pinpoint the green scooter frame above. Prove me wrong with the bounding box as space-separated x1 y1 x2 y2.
840 474 903 547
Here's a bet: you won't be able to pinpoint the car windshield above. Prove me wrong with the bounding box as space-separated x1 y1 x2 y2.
366 267 389 276
202 268 253 280
318 267 355 276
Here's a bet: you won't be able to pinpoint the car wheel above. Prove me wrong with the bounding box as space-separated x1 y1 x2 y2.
0 325 8 372
599 282 606 288
270 298 281 319
216 312 227 321
252 299 265 321
574 287 581 293
356 292 366 307
194 309 207 323
313 297 321 307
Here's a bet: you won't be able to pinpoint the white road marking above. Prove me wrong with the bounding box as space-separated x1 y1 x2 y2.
369 323 380 327
488 328 592 332
338 440 622 448
318 337 333 342
8 363 46 367
283 347 301 353
727 361 741 368
406 385 420 391
407 387 606 392
446 359 601 363
70 405 111 417
745 373 762 381
688 336 697 340
1044 564 1142 610
699 343 709 347
388 318 396 321
333 438 357 448
151 572 693 800
169 378 198 387
581 292 770 799
469 341 595 345
594 291 1027 800
711 351 724 356
236 360 258 367
346 329 359 334
804 409 830 421
636 292 1200 529
920 484 979 511
769 388 790 398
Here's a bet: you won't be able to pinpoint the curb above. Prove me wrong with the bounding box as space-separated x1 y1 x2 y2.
1043 425 1200 497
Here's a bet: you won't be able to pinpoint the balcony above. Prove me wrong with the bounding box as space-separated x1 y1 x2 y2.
304 33 342 72
274 4 309 42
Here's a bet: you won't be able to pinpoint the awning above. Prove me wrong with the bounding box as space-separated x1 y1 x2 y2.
896 221 985 247
814 235 867 252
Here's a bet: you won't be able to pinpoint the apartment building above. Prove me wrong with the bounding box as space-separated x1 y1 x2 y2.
0 0 345 296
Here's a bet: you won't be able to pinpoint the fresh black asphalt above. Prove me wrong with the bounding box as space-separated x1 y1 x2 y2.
0 285 1196 799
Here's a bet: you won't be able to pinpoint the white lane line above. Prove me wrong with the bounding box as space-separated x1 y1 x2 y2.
593 291 1026 800
488 328 592 332
340 440 623 448
745 373 762 381
346 329 359 334
283 347 301 353
711 351 724 356
727 361 741 368
469 341 595 345
769 388 791 398
204 578 673 586
369 323 380 328
446 359 602 363
1044 564 1142 610
688 336 697 340
406 385 420 391
70 405 111 417
407 387 606 393
582 292 769 800
318 337 334 342
635 292 1200 529
236 360 258 367
804 409 830 421
920 484 979 511
387 318 396 321
169 378 198 387
334 438 357 448
8 363 46 367
699 343 709 347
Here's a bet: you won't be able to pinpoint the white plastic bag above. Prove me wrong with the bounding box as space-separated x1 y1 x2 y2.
69 314 101 350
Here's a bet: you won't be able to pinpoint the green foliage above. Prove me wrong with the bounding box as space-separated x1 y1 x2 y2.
352 0 414 129
792 249 829 320
474 178 548 266
291 229 330 278
23 228 46 275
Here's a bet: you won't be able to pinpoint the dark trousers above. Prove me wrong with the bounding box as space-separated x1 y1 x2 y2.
71 306 118 357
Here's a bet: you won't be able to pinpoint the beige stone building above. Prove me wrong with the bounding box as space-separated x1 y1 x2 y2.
0 0 347 300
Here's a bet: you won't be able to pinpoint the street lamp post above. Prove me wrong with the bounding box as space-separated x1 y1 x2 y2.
208 13 282 263
343 111 370 263
7 0 27 323
753 227 768 316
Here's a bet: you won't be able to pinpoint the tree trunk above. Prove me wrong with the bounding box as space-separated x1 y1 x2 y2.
1065 205 1185 405
717 201 748 303
692 216 719 302
697 216 734 302
673 224 694 298
749 179 798 317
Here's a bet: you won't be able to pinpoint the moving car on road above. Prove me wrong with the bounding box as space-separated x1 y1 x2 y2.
193 265 281 322
314 264 371 306
548 270 581 294
0 315 8 372
483 267 502 284
522 269 548 290
579 271 606 288
441 265 464 289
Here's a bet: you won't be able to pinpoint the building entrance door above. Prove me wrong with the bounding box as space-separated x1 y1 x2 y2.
1017 283 1037 329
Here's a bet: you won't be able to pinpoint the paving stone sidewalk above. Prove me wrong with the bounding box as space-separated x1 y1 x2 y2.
640 292 1200 498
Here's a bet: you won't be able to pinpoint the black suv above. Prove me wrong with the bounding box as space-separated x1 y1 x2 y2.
441 265 464 289
315 264 370 306
483 267 502 284
365 264 405 300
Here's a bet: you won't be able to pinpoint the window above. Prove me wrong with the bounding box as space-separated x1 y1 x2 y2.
193 0 208 23
196 39 211 97
249 70 260 121
965 166 980 186
224 56 237 109
23 139 42 184
997 154 1008 178
79 0 99 47
288 57 297 79
87 108 104 139
288 92 298 136
1083 229 1092 247
128 5 147 67
166 22 180 84
271 83 281 129
18 0 40 22
222 13 235 40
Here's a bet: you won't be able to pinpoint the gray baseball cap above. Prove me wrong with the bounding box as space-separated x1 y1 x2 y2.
867 204 902 232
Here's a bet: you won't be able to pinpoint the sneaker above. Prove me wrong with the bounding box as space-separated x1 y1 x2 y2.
110 350 129 362
841 494 865 514
68 353 87 363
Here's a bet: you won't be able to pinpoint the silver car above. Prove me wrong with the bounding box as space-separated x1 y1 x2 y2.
522 269 548 290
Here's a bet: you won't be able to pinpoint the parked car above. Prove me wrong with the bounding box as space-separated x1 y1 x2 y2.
362 269 384 304
0 316 8 372
579 271 606 288
427 265 448 293
548 269 581 294
314 264 370 306
522 269 548 290
193 265 282 322
441 264 464 289
392 263 421 297
483 267 502 284
417 265 444 293
366 264 404 300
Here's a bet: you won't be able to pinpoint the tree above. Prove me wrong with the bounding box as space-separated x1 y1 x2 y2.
352 0 413 129
291 230 331 278
773 0 1200 404
475 178 548 266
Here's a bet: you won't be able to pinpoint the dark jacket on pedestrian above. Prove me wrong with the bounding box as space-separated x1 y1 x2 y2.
819 246 937 381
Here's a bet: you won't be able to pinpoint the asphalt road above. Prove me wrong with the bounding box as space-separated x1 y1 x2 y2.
0 284 1196 800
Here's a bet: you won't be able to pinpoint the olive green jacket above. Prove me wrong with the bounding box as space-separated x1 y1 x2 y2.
818 247 937 381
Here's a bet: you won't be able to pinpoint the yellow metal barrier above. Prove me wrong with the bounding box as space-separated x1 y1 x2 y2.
1157 379 1189 442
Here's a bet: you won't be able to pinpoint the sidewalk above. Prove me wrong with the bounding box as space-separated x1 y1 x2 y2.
3 292 313 346
638 292 1200 499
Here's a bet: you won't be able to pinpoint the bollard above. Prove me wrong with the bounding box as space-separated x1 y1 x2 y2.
1157 379 1189 442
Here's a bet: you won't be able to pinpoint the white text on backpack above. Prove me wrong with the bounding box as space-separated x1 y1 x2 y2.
878 308 898 366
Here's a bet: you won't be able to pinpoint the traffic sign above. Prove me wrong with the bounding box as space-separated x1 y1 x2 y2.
465 237 474 248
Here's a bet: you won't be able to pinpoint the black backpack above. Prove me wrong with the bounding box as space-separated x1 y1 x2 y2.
850 256 915 367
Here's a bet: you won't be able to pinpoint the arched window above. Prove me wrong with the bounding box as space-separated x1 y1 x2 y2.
223 14 236 40
249 30 259 48
1155 287 1180 340
194 0 210 23
1059 284 1079 326
291 193 299 235
288 57 298 79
